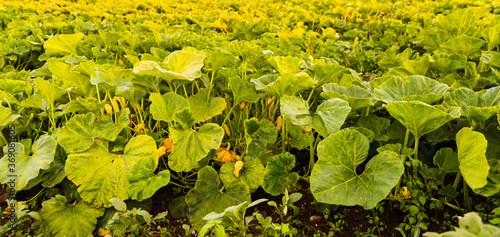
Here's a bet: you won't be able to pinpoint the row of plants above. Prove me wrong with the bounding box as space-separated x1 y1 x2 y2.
0 0 500 236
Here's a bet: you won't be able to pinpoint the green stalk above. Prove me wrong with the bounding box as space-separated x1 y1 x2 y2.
464 179 471 211
241 61 247 81
308 133 315 175
49 106 56 132
96 84 104 115
403 128 409 150
207 69 216 97
222 105 236 127
306 86 316 104
413 136 420 179
453 172 462 190
281 120 286 152
169 181 193 190
414 136 419 161
430 198 466 213
394 128 410 196
183 85 189 98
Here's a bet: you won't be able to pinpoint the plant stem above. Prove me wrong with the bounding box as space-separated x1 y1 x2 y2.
96 84 104 115
394 128 411 195
413 136 419 161
308 133 315 175
403 128 409 149
306 86 316 104
281 120 286 152
453 172 462 190
207 69 216 97
222 104 236 126
169 181 193 190
463 179 471 211
430 198 466 213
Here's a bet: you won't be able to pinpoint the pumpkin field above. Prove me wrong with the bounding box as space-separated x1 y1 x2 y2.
0 0 500 236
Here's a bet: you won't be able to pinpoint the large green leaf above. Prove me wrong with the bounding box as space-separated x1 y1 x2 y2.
41 195 105 237
149 92 190 123
268 56 302 75
355 115 391 142
0 78 30 96
128 157 170 201
387 57 430 78
185 166 250 230
481 51 500 67
286 123 313 150
420 148 459 185
475 159 500 197
280 95 311 126
48 61 95 97
44 33 85 55
443 86 500 124
433 148 459 174
312 98 351 137
220 157 265 192
262 152 299 196
90 66 133 92
133 49 205 82
58 112 129 153
244 119 277 158
251 72 315 97
228 76 262 104
386 101 461 139
38 148 66 188
163 49 206 80
482 26 500 51
92 109 130 142
188 88 226 123
0 105 20 146
311 129 404 209
0 134 57 191
280 95 350 137
168 123 224 172
65 135 157 206
456 127 489 191
206 48 234 72
442 35 485 58
132 61 172 80
321 83 374 111
435 7 489 37
310 62 348 86
480 125 500 160
374 75 449 104
0 89 19 106
430 53 468 73
20 77 66 110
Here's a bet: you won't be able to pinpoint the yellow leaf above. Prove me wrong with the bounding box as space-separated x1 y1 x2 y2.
234 160 244 177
